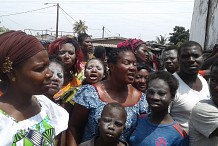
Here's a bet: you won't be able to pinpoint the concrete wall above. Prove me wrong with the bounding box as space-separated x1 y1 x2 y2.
190 0 218 50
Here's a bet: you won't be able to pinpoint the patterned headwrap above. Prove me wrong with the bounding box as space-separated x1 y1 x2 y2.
117 38 146 51
0 30 45 80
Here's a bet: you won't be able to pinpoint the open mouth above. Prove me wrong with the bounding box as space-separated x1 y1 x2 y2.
89 74 98 80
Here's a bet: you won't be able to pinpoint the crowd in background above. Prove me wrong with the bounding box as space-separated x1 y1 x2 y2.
0 30 218 146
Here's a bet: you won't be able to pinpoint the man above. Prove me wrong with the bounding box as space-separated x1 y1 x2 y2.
189 59 218 146
162 45 179 74
170 41 210 133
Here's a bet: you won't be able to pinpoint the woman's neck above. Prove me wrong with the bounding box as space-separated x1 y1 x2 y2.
149 110 174 125
106 79 127 92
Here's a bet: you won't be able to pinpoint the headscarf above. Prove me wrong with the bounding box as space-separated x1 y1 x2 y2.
0 30 45 80
117 38 146 51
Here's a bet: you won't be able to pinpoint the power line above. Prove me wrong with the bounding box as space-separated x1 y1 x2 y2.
59 6 77 22
0 5 55 17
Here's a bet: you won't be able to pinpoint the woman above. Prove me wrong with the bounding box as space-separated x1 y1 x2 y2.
67 47 148 145
130 71 188 146
77 33 94 64
0 31 69 145
117 38 159 71
48 36 84 105
132 63 151 93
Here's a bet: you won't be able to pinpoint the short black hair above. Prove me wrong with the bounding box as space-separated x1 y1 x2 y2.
146 71 178 98
178 41 202 56
94 46 106 59
49 55 65 71
107 47 133 64
163 45 178 53
77 33 91 45
101 102 127 120
136 63 152 73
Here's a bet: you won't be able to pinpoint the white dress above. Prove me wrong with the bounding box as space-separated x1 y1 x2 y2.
0 95 69 146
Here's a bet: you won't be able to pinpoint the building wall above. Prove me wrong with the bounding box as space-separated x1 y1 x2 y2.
190 0 218 50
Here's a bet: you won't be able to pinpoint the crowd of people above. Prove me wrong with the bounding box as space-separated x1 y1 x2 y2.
0 30 218 146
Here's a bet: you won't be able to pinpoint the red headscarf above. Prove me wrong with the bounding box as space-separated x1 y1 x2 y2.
117 38 146 51
0 30 45 80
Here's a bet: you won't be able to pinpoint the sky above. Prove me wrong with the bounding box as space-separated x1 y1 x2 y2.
0 0 195 41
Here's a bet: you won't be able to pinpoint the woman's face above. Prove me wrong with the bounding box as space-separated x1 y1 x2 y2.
133 69 149 92
146 78 172 112
110 51 137 84
135 44 150 63
81 37 93 54
13 50 52 95
46 61 64 95
58 43 76 70
84 59 105 84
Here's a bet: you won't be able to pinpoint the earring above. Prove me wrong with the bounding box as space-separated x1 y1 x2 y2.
12 77 16 82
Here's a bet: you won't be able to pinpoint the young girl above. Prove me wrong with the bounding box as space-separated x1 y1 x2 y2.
0 31 69 145
83 58 105 85
129 71 188 146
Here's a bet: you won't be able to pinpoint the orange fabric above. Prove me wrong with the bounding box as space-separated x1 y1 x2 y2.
53 77 81 100
198 70 205 77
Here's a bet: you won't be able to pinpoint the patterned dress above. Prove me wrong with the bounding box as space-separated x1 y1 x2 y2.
0 95 69 146
73 84 148 142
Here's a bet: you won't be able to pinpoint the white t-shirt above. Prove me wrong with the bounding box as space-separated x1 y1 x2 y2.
189 99 218 146
170 73 210 132
0 95 69 146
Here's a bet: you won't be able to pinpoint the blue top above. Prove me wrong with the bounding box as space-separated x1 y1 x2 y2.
129 115 189 146
73 84 148 142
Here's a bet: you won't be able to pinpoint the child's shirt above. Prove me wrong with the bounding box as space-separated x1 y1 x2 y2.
78 136 129 146
129 115 189 146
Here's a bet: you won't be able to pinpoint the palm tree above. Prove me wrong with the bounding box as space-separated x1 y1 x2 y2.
156 35 168 45
73 20 88 35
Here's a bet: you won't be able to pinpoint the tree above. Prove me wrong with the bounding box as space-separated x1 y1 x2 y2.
156 35 168 45
73 20 88 35
0 26 9 33
169 26 189 47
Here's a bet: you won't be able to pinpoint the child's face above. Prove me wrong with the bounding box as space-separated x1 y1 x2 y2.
99 107 126 142
85 59 104 84
146 78 172 112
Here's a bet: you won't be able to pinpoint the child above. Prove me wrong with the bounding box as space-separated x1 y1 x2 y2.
79 102 128 146
129 71 188 146
82 58 105 85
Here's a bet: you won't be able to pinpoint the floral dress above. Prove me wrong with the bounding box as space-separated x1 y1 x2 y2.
73 84 148 142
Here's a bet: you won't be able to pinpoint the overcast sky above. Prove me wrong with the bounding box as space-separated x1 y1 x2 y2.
0 0 195 41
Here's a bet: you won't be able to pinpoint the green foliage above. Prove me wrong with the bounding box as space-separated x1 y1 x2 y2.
0 26 9 33
169 26 189 47
156 35 168 45
73 20 88 35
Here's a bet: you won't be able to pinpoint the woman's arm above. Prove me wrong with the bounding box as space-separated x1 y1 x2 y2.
66 103 90 146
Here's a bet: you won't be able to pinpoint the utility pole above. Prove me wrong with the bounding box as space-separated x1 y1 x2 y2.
45 3 59 39
56 3 59 39
102 26 104 38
